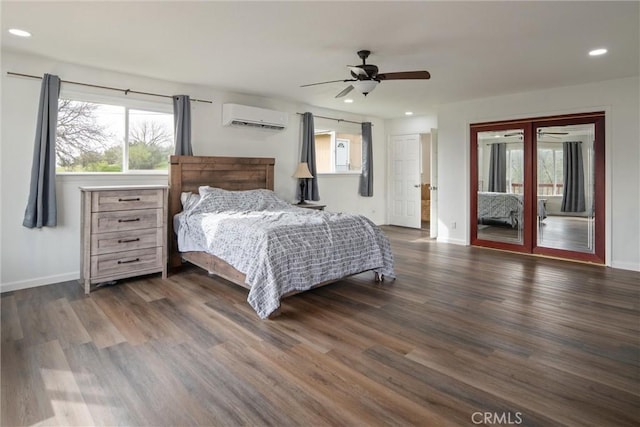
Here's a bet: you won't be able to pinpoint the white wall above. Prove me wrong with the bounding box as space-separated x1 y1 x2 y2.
1 51 388 291
437 77 640 271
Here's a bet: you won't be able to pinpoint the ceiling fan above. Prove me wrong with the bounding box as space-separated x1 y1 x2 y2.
300 50 431 98
537 129 569 139
502 129 569 139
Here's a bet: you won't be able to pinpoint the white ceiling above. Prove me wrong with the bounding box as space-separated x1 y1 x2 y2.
2 1 638 119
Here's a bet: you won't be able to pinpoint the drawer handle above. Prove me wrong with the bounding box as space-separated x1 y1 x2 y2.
118 218 140 223
119 197 141 202
118 258 140 264
118 238 140 243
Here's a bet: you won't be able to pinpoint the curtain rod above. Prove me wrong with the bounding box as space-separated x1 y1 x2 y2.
7 71 213 104
296 112 370 126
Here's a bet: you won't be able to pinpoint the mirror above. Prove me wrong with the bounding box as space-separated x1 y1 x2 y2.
476 129 524 244
536 124 595 253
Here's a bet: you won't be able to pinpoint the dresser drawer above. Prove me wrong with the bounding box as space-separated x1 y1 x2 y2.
92 209 163 233
91 247 162 278
91 228 163 255
92 189 164 212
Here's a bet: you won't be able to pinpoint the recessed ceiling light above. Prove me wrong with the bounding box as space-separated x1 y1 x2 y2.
405 111 414 116
8 28 31 37
589 48 607 56
344 99 353 103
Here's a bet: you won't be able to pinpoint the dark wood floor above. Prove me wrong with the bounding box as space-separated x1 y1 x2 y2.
478 215 594 253
2 226 639 426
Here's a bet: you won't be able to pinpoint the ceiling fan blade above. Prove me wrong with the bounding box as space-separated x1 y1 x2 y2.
377 71 431 80
335 85 354 98
347 66 369 77
300 79 349 88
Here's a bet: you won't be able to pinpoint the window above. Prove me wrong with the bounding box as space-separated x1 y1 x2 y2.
507 147 523 193
537 145 564 195
56 95 174 173
314 130 362 173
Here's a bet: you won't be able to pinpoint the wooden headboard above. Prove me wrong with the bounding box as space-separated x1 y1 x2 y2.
167 155 276 268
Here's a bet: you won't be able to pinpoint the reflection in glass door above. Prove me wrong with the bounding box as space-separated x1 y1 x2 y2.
476 129 525 245
471 112 605 264
536 124 596 254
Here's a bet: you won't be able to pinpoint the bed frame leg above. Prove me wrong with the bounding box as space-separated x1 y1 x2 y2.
374 272 384 282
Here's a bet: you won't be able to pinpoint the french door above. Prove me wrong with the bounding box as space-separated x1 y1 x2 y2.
470 112 605 264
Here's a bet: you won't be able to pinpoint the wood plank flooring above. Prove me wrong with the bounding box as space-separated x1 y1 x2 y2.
2 226 639 426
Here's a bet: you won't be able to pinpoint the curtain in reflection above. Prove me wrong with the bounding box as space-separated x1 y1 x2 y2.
488 143 506 192
561 141 586 212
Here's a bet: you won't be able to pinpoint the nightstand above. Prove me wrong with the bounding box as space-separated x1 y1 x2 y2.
294 202 326 210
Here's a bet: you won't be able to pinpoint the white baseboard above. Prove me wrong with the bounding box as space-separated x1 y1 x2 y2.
436 236 467 245
610 261 640 272
0 271 80 293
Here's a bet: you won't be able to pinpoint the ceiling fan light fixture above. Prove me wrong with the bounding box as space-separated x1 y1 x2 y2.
352 80 379 96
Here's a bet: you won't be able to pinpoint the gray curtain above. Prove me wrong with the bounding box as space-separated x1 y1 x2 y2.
23 74 60 229
561 141 586 212
359 122 373 197
488 143 507 192
173 95 192 155
298 112 319 201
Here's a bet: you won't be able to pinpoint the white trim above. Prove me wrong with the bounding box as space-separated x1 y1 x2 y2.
610 261 640 272
437 237 467 245
317 171 361 176
60 87 173 113
1 272 79 293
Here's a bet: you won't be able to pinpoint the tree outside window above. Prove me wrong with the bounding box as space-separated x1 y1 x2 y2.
56 98 173 172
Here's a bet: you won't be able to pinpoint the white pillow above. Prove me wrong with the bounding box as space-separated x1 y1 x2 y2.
180 192 201 211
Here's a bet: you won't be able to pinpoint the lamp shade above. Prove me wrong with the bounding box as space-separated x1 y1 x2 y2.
352 80 379 96
293 162 313 178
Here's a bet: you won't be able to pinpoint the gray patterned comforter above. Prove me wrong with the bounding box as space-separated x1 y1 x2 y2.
176 187 395 318
478 192 523 228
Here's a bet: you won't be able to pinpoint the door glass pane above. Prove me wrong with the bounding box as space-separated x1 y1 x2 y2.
536 124 595 253
477 129 524 244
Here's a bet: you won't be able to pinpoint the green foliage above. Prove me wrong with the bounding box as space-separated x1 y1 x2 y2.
128 141 171 170
56 99 173 172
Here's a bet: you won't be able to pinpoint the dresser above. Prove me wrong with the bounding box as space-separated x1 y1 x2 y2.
80 185 168 294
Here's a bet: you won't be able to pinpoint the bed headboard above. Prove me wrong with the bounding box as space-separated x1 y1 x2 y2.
167 155 276 268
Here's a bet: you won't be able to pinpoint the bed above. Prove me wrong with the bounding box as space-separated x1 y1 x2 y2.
477 191 523 228
168 155 395 319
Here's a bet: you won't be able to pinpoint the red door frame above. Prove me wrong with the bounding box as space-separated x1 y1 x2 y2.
470 112 605 264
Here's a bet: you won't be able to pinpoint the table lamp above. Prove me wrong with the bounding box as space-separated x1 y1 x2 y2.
293 162 313 204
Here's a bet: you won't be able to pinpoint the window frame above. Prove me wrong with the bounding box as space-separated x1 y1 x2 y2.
56 89 174 175
313 119 363 175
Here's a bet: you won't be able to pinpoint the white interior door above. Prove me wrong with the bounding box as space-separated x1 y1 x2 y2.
335 139 349 172
430 128 438 238
389 134 421 228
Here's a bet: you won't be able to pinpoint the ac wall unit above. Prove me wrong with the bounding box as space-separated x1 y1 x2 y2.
222 103 288 130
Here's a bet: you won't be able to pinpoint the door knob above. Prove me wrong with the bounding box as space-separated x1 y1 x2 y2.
414 184 421 188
